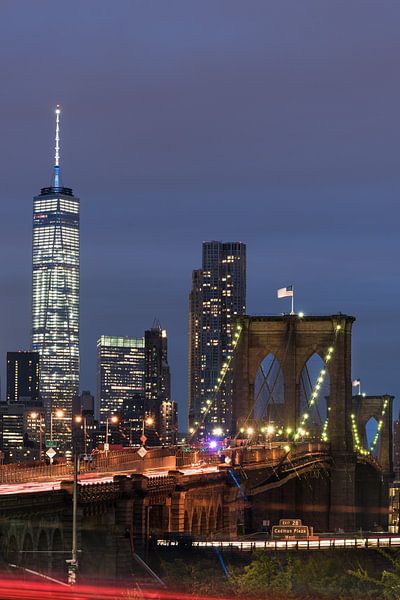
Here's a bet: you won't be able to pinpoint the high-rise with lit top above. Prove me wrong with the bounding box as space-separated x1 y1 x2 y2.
188 241 246 437
32 106 80 447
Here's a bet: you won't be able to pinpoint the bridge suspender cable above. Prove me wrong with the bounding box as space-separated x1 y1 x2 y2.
189 323 244 441
294 323 342 442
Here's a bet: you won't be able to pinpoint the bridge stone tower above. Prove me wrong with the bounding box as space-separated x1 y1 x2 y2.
232 314 356 530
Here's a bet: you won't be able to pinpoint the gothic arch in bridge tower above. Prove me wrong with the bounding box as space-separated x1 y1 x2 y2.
298 352 331 437
254 352 284 424
365 416 379 452
352 394 393 475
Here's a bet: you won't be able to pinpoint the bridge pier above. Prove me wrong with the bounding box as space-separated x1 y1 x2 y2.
170 491 187 533
329 455 357 532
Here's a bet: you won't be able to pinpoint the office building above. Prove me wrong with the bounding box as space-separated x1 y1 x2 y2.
7 351 40 404
97 336 145 436
32 106 79 447
188 241 246 436
0 399 44 462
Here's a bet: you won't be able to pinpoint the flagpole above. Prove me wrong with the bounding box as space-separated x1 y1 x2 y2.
290 287 294 315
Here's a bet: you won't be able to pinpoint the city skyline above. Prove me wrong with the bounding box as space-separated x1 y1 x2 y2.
0 2 399 431
0 3 399 592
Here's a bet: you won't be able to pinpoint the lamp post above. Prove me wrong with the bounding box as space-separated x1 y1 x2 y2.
266 424 275 450
246 426 254 446
50 408 65 443
105 415 119 456
29 412 44 461
142 416 154 445
67 444 80 584
74 415 87 455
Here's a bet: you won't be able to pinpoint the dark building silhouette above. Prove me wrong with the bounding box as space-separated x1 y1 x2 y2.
394 414 400 479
7 351 40 404
121 393 145 446
145 324 177 445
72 391 98 454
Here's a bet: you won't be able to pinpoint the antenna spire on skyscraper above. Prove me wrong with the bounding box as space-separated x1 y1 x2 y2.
54 104 61 187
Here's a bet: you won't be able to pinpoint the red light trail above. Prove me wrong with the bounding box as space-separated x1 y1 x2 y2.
0 577 235 600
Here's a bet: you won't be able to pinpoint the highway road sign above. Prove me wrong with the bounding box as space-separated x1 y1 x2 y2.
45 440 57 448
272 525 309 540
279 518 302 527
137 447 147 458
46 447 56 459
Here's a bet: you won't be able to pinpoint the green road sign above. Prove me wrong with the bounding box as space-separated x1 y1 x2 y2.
45 440 57 448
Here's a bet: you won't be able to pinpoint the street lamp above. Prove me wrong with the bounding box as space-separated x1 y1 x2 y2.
50 408 65 443
29 411 44 461
266 424 275 449
105 415 119 453
74 415 87 455
142 416 154 444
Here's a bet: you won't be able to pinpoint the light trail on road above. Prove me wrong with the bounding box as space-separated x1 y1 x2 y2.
158 536 400 551
0 465 218 496
0 577 234 599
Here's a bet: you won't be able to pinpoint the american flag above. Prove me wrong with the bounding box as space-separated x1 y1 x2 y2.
277 285 293 299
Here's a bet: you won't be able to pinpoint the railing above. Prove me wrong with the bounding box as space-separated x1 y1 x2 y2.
0 447 176 485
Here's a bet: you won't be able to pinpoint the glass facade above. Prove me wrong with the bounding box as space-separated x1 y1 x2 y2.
188 241 246 436
32 186 80 447
97 336 145 428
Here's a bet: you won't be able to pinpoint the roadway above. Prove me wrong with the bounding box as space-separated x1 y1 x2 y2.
0 464 218 496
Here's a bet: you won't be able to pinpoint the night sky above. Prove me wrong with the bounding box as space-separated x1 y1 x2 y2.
0 1 399 429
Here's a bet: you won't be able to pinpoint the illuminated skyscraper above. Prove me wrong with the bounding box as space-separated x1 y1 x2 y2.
97 336 145 429
32 106 80 447
188 242 246 436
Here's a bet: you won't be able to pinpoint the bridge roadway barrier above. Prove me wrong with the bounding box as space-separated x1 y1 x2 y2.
158 536 400 552
0 447 178 485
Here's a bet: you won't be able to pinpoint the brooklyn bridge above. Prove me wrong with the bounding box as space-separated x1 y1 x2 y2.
0 313 394 580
